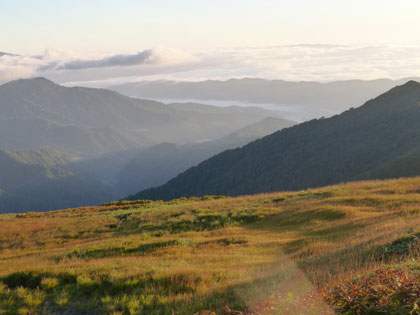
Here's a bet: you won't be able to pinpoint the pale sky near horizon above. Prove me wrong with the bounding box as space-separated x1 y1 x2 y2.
2 0 420 54
1 0 420 84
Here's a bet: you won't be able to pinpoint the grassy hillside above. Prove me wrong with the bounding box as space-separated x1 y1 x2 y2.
2 178 420 313
132 81 420 201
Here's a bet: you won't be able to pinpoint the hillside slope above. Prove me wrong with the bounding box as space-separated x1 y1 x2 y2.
118 117 295 195
2 178 420 313
0 118 140 154
132 81 420 200
0 149 111 213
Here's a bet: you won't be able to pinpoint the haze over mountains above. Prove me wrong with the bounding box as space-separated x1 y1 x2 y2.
61 116 294 201
0 77 293 212
0 115 292 212
3 76 420 212
0 77 278 155
0 148 110 212
111 78 420 121
132 81 420 200
118 117 294 195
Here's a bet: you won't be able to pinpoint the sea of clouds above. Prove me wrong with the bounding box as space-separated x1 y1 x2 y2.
1 43 420 85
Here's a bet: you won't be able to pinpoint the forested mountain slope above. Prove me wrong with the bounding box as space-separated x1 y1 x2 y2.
132 81 420 200
118 117 295 195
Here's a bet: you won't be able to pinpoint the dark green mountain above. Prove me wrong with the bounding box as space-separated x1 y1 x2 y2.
118 117 295 195
131 81 420 200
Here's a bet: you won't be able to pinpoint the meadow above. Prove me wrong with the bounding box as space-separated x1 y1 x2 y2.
2 178 420 314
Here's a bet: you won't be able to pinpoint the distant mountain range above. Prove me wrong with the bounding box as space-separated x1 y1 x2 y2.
131 81 420 200
0 78 278 155
0 77 291 212
111 78 420 121
5 76 420 212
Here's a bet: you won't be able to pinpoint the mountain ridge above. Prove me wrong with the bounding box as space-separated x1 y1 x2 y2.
130 81 420 200
110 77 420 114
117 116 295 195
0 77 281 154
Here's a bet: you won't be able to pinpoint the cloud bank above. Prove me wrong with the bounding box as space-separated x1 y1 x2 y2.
0 47 197 83
1 44 420 85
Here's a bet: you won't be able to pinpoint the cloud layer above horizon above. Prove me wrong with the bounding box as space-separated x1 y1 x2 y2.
1 44 420 85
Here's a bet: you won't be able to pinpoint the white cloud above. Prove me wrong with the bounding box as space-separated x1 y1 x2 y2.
0 47 198 83
0 55 42 81
50 47 197 71
1 44 420 85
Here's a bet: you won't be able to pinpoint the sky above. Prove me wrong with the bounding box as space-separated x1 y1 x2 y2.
1 0 420 84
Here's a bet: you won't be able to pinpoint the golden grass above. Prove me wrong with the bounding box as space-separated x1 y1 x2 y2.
2 177 420 314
